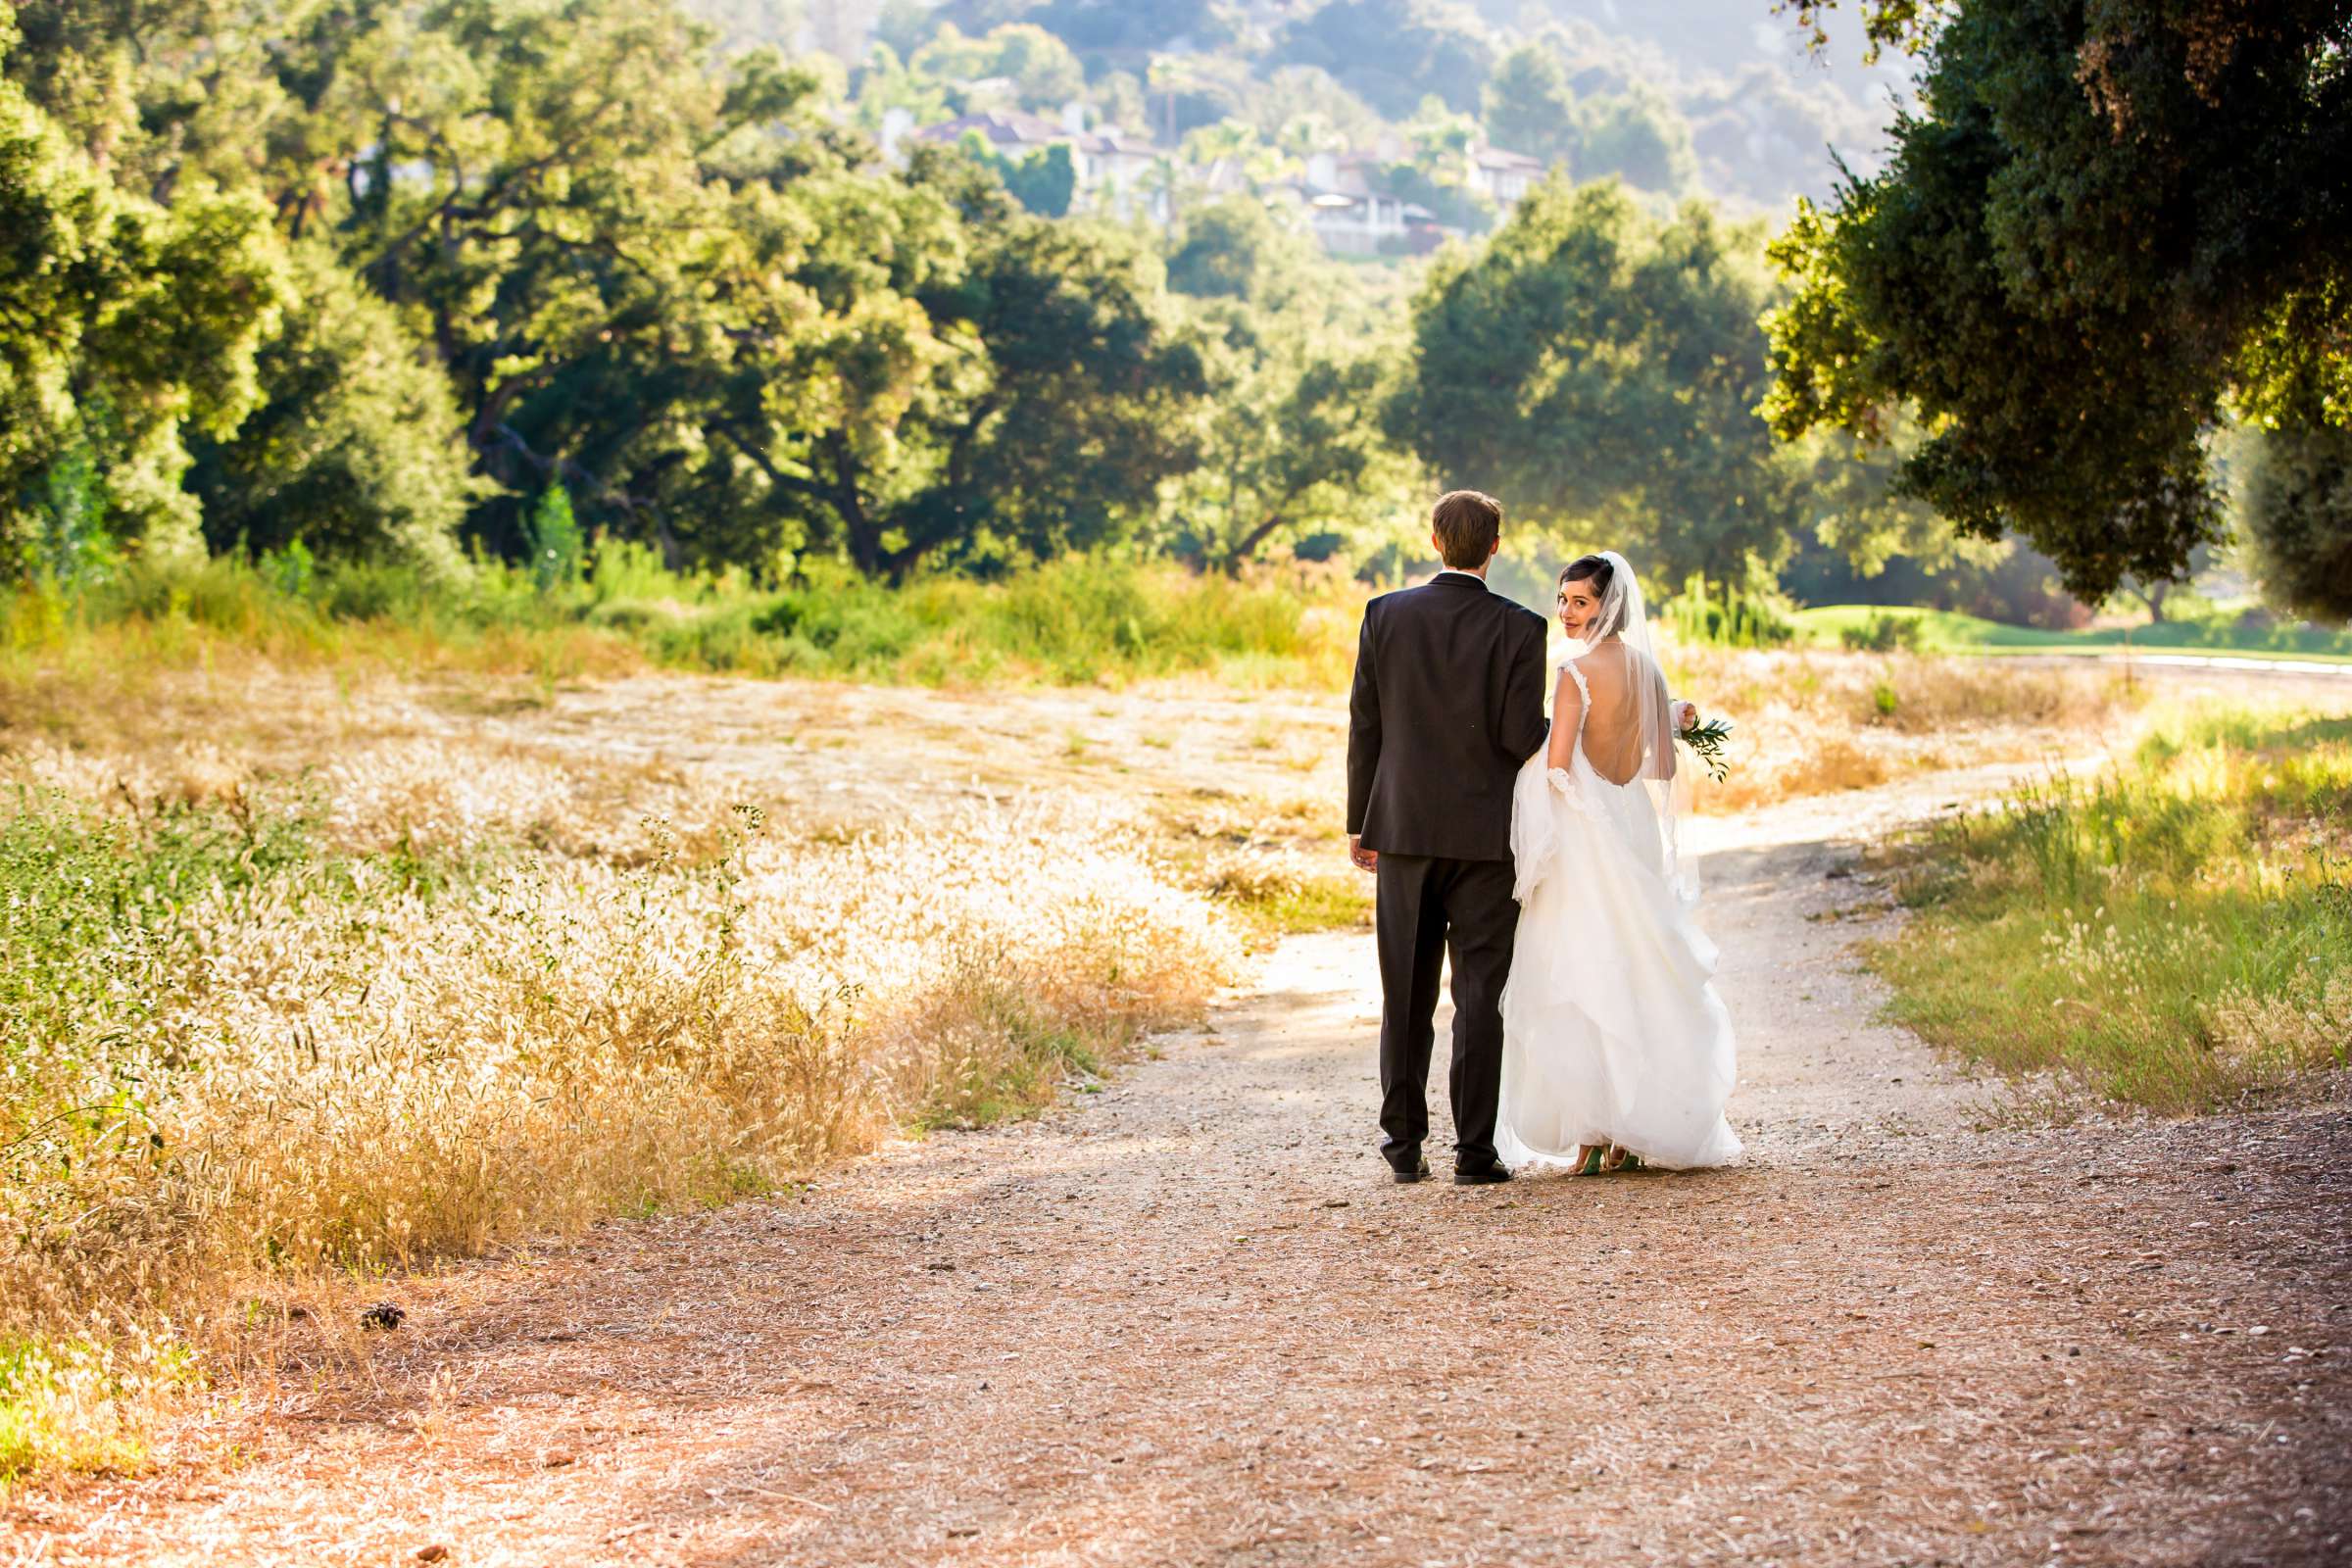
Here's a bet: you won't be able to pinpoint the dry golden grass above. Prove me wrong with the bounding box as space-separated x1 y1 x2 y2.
0 682 1240 1483
0 599 646 733
1661 646 2144 812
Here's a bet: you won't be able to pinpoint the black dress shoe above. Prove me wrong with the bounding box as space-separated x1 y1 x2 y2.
1390 1156 1432 1184
1452 1159 1513 1186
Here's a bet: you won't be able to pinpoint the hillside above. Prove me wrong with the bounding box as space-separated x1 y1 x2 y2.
701 0 1916 216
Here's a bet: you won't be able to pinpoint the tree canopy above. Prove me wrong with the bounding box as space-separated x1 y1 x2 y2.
776 174 1208 576
1479 39 1699 197
186 242 479 571
911 22 1084 110
18 0 2342 623
927 1 1232 72
1 0 1227 580
0 1 286 570
1393 177 1799 588
1160 199 1419 571
2239 425 2352 621
1762 0 2352 604
1479 43 1578 169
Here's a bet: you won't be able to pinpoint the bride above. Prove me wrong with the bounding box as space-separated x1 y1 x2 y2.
1496 551 1742 1175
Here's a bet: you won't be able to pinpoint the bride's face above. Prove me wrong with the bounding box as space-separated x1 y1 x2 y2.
1556 578 1603 639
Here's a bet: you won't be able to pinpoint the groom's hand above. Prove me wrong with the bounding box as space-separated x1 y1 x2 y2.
1348 835 1377 872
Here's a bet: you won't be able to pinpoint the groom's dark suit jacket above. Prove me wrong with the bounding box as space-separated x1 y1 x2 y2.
1347 571 1550 862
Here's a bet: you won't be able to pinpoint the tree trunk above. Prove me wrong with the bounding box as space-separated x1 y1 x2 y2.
817 431 884 575
1218 512 1289 575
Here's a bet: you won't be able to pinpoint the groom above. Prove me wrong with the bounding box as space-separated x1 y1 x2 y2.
1346 490 1549 1187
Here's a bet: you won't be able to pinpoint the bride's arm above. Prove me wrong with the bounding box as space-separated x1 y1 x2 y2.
1546 668 1584 774
1647 674 1679 781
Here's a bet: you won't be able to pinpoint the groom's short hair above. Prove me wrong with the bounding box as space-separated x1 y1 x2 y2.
1431 490 1502 568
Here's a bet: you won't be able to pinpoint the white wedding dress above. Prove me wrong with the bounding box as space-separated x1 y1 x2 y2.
1496 560 1741 1172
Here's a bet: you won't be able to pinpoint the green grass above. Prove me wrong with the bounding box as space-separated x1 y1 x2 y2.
0 1334 196 1484
911 970 1112 1132
1160 832 1376 944
2 545 1359 694
1 785 333 1059
1221 872 1374 938
1872 709 2352 1111
0 1340 130 1483
1791 605 2352 664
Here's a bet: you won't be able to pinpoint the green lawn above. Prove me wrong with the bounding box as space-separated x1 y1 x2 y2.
1790 605 2352 664
1872 709 2352 1112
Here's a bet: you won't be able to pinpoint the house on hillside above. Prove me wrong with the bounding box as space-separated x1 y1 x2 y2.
889 106 1167 220
1089 126 1162 215
903 107 1083 168
1278 151 1411 255
1468 144 1545 209
876 109 1540 249
1266 140 1543 255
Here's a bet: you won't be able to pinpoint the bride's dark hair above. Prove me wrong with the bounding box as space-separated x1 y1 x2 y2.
1557 554 1625 637
1558 554 1614 594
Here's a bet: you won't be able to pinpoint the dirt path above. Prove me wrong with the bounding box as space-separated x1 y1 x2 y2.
10 762 2347 1568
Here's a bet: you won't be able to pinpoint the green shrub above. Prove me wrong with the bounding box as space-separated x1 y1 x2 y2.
1 548 1356 689
1666 579 1796 648
315 560 425 621
1841 612 1926 653
524 486 585 595
586 537 681 605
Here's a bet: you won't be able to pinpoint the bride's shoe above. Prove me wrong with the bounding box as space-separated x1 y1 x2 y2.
1569 1145 1604 1176
1600 1143 1647 1174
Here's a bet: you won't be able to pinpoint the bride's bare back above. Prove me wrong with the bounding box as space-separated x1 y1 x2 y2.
1548 640 1676 786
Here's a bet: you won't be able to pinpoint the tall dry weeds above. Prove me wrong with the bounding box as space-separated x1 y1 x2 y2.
1661 648 2143 811
1 723 1238 1478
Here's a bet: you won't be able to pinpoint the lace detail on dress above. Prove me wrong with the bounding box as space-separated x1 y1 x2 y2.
1544 764 1602 818
1560 660 1592 709
1544 661 1603 817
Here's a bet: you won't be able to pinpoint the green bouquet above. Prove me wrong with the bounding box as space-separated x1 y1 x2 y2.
1677 717 1734 783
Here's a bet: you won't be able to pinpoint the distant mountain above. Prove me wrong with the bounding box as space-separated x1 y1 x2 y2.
706 0 1919 214
1493 1 1917 206
1487 0 1915 100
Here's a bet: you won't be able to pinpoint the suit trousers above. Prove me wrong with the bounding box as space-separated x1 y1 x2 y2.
1373 852 1519 1169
